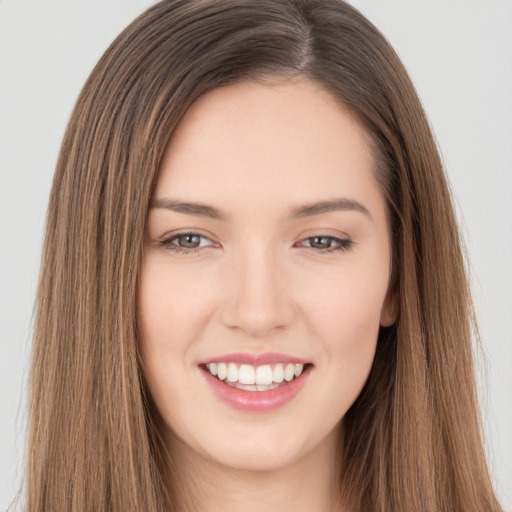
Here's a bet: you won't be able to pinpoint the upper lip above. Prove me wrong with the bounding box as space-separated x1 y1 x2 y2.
199 352 311 366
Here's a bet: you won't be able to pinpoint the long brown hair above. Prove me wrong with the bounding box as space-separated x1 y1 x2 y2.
27 1 502 510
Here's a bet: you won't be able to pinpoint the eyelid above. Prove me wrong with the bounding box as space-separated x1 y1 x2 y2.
293 228 352 245
159 230 218 251
295 234 353 252
296 227 351 239
157 230 353 254
159 228 216 242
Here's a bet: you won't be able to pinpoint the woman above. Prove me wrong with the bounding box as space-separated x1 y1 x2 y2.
24 0 503 510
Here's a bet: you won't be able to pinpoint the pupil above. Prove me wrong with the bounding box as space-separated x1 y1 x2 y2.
181 234 200 248
311 236 331 249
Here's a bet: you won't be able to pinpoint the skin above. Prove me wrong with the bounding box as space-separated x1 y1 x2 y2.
138 78 394 512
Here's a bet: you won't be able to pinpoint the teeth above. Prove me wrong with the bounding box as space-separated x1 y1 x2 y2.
273 364 284 383
255 365 273 385
205 362 306 387
209 362 218 376
225 381 280 392
227 363 238 382
256 383 278 391
217 362 227 381
284 363 295 382
239 364 255 385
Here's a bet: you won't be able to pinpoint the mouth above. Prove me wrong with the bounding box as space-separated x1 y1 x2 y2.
199 357 313 412
201 362 311 391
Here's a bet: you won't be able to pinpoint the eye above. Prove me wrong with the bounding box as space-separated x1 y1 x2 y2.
297 235 353 252
160 232 215 254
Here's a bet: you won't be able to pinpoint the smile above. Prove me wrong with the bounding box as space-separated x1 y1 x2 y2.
199 354 313 412
205 362 305 391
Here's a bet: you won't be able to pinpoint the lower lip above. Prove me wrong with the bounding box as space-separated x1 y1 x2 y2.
201 366 312 413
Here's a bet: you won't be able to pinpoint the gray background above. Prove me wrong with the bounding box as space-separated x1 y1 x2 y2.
1 0 511 509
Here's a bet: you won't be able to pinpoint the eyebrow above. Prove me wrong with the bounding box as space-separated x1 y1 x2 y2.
152 198 229 220
289 198 370 219
151 197 371 221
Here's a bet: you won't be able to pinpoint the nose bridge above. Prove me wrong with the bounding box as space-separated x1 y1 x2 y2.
221 238 293 337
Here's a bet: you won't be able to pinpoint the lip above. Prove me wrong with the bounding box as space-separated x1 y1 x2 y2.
200 362 313 413
200 352 310 366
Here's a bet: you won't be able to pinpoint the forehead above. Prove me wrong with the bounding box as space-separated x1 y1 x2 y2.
155 78 382 218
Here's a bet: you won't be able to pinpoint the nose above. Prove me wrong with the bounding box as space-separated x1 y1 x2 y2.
220 245 294 338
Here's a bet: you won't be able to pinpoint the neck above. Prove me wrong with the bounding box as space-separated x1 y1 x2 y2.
166 426 345 512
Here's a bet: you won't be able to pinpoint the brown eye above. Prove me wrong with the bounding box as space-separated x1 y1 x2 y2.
309 236 335 249
298 235 353 253
161 232 214 253
175 234 202 249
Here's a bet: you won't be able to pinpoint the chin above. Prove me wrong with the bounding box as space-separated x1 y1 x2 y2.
203 441 305 472
185 419 338 474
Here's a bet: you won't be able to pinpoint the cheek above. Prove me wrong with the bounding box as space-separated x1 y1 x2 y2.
300 262 388 389
138 257 219 356
305 261 388 337
137 257 217 418
137 258 220 430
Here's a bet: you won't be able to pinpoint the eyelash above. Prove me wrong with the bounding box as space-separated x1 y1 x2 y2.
159 232 353 255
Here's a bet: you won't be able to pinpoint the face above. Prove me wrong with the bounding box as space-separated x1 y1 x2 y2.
138 78 394 473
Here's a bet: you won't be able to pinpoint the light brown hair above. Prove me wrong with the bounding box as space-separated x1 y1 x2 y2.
27 1 502 510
